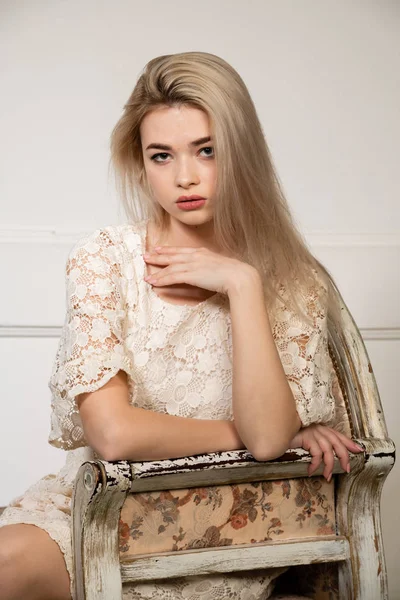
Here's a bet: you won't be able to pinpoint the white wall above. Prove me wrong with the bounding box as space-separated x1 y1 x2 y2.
1 0 399 596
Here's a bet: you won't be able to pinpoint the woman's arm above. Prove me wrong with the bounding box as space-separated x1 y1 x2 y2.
77 370 246 461
227 269 302 461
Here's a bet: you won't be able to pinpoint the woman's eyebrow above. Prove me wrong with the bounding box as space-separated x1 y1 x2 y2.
145 136 212 151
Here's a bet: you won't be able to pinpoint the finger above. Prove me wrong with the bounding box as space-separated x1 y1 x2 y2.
314 426 351 473
145 265 189 286
143 255 170 265
154 246 199 253
303 437 323 477
316 425 363 452
143 253 190 265
312 429 336 481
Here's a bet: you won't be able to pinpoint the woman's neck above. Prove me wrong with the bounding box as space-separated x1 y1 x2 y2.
147 217 221 253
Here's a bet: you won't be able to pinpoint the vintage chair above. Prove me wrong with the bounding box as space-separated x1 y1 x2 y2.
72 280 396 600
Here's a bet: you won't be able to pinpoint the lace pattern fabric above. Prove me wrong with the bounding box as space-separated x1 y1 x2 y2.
0 219 336 600
48 227 134 450
273 277 335 427
121 570 287 599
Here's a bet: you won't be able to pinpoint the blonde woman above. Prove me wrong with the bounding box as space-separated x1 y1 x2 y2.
0 52 363 600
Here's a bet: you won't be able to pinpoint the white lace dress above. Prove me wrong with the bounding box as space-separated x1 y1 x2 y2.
0 219 335 600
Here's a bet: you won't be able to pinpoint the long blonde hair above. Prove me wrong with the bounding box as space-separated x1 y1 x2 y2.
109 51 341 327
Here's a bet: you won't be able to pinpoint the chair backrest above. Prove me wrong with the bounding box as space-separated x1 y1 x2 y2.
326 277 388 440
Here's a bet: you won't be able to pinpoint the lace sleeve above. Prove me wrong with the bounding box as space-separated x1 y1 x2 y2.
272 277 335 428
48 227 132 451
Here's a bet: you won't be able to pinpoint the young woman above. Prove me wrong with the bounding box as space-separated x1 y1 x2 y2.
0 51 363 600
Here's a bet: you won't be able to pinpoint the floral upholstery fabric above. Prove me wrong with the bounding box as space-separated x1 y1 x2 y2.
119 476 335 559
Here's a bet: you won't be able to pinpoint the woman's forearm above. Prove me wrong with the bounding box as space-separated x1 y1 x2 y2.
106 407 246 462
228 269 302 460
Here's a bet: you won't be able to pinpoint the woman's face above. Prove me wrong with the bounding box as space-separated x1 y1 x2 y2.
140 105 216 227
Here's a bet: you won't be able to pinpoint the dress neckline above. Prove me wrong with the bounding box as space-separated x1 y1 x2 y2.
137 219 224 310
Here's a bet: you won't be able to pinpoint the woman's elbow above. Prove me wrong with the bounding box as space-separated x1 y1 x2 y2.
98 440 121 462
81 420 124 461
96 425 129 461
248 415 301 462
250 440 289 462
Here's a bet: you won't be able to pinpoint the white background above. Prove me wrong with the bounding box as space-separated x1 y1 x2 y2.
1 0 399 596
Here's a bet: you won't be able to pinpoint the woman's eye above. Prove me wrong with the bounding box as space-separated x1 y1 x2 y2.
150 152 170 163
200 146 214 158
150 147 214 163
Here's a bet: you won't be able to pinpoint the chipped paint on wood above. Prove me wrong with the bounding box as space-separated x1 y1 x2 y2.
336 439 395 600
120 537 350 582
128 451 363 493
72 461 132 599
328 279 390 440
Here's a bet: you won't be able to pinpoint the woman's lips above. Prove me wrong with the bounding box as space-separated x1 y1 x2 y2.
176 196 206 202
176 198 206 210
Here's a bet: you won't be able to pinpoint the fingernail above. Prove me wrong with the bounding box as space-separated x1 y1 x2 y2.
355 444 364 451
327 474 332 482
346 464 350 473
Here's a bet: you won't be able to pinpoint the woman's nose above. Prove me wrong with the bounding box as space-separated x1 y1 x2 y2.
174 159 200 187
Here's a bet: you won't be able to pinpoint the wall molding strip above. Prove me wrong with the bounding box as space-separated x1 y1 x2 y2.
0 326 63 338
358 328 400 341
0 228 399 247
0 228 89 244
0 325 399 341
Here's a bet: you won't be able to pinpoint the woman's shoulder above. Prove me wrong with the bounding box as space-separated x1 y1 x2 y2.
67 220 146 264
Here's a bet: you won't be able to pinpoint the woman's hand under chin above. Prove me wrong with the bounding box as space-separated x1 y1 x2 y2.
288 424 364 482
142 245 257 296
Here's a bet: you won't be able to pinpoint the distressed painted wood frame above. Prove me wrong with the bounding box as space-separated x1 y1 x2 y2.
72 279 396 600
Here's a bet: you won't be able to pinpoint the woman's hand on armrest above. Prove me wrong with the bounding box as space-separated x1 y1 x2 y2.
287 424 364 482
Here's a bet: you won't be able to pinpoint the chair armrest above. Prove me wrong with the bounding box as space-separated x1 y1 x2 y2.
76 436 394 496
123 444 356 492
